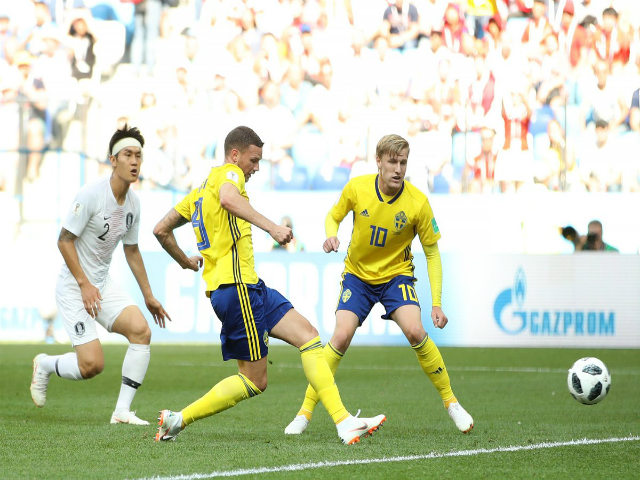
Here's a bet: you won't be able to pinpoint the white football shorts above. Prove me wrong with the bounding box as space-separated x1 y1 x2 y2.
56 272 135 346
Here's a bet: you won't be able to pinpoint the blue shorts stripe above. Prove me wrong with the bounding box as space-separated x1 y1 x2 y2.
241 283 261 360
236 283 258 361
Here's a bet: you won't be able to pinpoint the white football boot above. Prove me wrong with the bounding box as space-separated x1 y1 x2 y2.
30 353 51 408
336 412 386 445
284 415 310 435
155 410 183 441
447 402 474 433
110 410 150 425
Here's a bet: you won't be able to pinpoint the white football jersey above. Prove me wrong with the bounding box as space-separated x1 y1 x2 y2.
61 177 140 288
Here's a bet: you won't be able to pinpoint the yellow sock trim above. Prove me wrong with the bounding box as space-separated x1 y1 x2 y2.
299 336 323 353
443 395 458 409
412 336 455 404
299 337 348 424
298 342 344 419
181 374 261 426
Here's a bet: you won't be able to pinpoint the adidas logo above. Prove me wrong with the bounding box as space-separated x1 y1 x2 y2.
360 209 370 217
430 367 444 375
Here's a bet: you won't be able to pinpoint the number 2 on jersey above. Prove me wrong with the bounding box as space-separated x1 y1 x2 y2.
192 197 210 250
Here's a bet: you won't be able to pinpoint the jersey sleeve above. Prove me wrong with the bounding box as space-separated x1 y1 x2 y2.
219 164 245 193
326 181 355 237
175 188 197 220
62 185 96 237
122 194 141 245
416 197 442 248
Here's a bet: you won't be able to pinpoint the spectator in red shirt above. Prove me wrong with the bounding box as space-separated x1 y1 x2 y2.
463 126 498 193
593 7 630 67
521 0 552 48
442 2 469 53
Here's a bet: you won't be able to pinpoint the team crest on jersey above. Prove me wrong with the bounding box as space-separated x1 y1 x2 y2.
74 322 85 336
394 211 408 232
126 212 133 230
263 330 269 347
341 289 352 303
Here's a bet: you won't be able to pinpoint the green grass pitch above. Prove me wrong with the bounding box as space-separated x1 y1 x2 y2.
2 344 639 479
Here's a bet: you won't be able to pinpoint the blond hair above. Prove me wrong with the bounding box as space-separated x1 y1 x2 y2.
376 134 409 160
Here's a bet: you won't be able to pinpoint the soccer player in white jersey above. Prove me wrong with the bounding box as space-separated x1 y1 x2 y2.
284 134 474 435
30 125 172 425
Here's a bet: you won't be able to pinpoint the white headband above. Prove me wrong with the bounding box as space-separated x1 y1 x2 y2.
111 138 142 157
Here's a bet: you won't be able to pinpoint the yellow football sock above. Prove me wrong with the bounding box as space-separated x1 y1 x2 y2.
299 337 348 424
181 373 261 426
298 342 344 419
412 335 456 407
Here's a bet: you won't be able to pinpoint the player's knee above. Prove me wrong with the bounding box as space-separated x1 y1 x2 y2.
129 322 152 345
405 327 427 346
307 325 319 339
330 330 351 352
256 380 267 392
248 375 267 392
79 358 104 378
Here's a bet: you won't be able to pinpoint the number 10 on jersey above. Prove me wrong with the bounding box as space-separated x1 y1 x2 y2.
369 225 387 247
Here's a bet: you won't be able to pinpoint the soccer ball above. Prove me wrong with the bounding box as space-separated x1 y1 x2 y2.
567 357 611 405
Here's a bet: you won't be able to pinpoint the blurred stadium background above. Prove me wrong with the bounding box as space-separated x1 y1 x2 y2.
0 0 639 348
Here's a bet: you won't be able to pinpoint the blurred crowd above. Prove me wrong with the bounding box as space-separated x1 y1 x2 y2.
0 0 639 195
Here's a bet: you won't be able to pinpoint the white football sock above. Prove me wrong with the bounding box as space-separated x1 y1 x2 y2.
54 352 83 380
115 344 150 412
37 354 57 374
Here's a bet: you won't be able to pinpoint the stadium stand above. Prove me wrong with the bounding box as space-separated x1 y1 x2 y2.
0 0 638 205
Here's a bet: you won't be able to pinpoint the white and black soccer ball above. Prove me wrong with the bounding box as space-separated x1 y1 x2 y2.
567 357 611 405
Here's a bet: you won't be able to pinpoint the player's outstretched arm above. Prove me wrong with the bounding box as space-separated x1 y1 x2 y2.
153 208 203 271
58 227 102 318
219 182 292 245
123 243 172 328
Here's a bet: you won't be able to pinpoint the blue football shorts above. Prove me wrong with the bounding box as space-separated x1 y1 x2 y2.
336 273 420 325
210 279 293 361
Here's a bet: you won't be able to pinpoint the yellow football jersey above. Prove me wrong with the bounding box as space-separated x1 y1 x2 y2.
327 174 441 284
175 163 258 293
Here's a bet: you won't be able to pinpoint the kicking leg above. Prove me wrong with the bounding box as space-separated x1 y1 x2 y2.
272 309 385 444
285 310 359 434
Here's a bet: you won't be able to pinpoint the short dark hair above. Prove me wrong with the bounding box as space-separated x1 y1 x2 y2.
224 126 264 157
602 7 617 18
108 124 144 157
588 219 603 230
595 119 609 129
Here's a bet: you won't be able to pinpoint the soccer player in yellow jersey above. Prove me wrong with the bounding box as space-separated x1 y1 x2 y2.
152 126 386 444
285 134 474 435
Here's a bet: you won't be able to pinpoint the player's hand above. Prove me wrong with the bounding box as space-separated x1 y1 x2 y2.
80 282 102 318
323 236 340 253
183 255 203 272
146 296 171 328
431 306 448 329
271 225 293 245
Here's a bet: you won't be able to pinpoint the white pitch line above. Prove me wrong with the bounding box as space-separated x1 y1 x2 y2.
137 435 639 480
